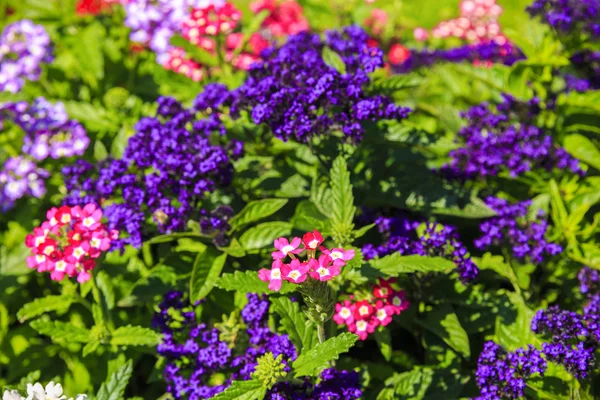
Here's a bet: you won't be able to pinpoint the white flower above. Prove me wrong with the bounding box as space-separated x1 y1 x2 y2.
3 390 25 400
25 382 67 400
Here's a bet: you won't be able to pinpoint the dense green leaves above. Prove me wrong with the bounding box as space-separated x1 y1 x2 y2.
30 318 90 343
239 222 292 250
229 199 289 231
270 297 317 353
329 156 356 244
217 271 296 294
109 325 162 347
17 295 74 323
292 332 358 377
369 254 455 276
564 134 600 171
322 46 346 74
96 360 133 400
190 252 227 302
420 305 471 358
211 379 266 400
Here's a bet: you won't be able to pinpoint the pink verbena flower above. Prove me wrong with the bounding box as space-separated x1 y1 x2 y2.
348 319 375 340
333 300 355 325
320 246 355 262
389 290 410 314
302 230 323 250
25 204 118 283
281 259 309 284
272 236 303 259
258 259 285 291
373 300 394 326
308 254 342 281
354 300 374 320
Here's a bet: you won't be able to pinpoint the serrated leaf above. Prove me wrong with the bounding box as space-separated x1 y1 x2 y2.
190 252 227 303
219 238 246 258
563 133 600 171
30 318 90 342
311 175 332 216
216 271 295 294
211 379 266 400
239 222 292 250
270 297 317 353
419 304 470 358
369 254 455 276
330 156 356 240
291 200 331 235
549 179 568 228
96 360 133 400
371 74 423 92
322 46 346 74
353 223 375 239
110 325 162 347
377 368 434 399
229 199 288 231
82 339 100 358
17 295 74 323
495 293 537 351
292 332 358 377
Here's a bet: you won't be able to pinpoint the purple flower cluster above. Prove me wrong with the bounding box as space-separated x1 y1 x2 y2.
527 0 600 39
199 205 234 247
361 212 478 283
475 197 563 264
474 341 547 400
0 20 53 93
0 98 89 160
62 95 236 249
531 306 600 378
0 156 49 212
153 291 296 399
124 0 223 65
267 368 362 400
578 266 600 315
392 40 523 73
566 50 600 92
229 26 411 142
443 94 582 179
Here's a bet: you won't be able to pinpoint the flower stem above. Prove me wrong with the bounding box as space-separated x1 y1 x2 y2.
317 323 326 344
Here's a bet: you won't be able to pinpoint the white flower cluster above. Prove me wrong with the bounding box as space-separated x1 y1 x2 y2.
2 382 86 400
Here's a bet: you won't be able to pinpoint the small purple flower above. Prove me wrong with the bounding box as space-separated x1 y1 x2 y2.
0 20 53 93
0 156 49 212
527 0 600 39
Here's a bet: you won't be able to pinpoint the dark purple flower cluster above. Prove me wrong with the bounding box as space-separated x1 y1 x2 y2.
474 341 547 400
566 50 600 92
0 20 53 93
531 306 600 378
199 205 234 247
267 368 362 400
0 156 49 212
229 26 411 142
475 197 563 264
527 0 600 39
443 94 582 179
578 266 600 315
361 212 478 283
154 291 296 400
0 98 89 160
62 95 237 249
392 40 523 73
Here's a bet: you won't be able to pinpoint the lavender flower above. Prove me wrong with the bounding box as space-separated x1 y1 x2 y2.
578 267 600 315
567 50 600 91
361 211 478 283
443 94 582 179
531 306 599 378
474 341 547 400
62 95 236 249
392 40 523 73
0 156 49 212
527 0 600 39
0 98 89 160
230 26 411 142
0 20 53 93
475 197 563 264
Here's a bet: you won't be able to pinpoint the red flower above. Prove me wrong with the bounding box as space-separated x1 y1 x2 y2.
302 230 323 250
250 0 308 37
353 300 374 320
388 44 411 65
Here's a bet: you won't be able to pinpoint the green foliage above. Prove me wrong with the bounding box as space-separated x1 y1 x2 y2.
239 222 292 250
269 296 317 353
217 271 296 294
190 252 228 302
322 46 347 74
30 318 90 343
96 360 133 400
211 380 267 400
17 295 74 323
229 199 289 231
292 332 358 377
369 254 455 276
329 156 356 245
109 325 163 347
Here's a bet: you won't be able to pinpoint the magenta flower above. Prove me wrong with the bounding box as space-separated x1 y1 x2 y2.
374 301 394 326
333 300 356 325
320 246 355 262
272 236 303 259
302 230 323 250
281 259 309 284
258 259 284 291
308 254 342 281
72 203 103 230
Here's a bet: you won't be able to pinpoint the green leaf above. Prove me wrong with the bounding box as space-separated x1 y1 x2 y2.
96 360 133 400
549 179 568 228
30 318 90 343
377 368 434 400
322 46 346 74
374 328 392 361
311 175 333 217
72 22 105 87
369 254 455 276
229 199 288 231
495 293 537 351
371 74 423 92
171 34 219 67
292 332 358 377
96 270 115 310
109 325 162 347
330 156 356 242
239 222 292 250
190 252 227 303
270 297 317 353
17 295 74 323
211 379 266 400
216 271 295 294
419 305 470 358
563 134 600 171
219 238 246 258
94 140 108 161
63 102 117 131
291 200 332 235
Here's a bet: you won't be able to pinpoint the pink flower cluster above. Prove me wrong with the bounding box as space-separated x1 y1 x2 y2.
334 279 409 340
430 0 506 45
182 3 241 37
258 230 355 291
25 204 118 283
250 0 308 37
